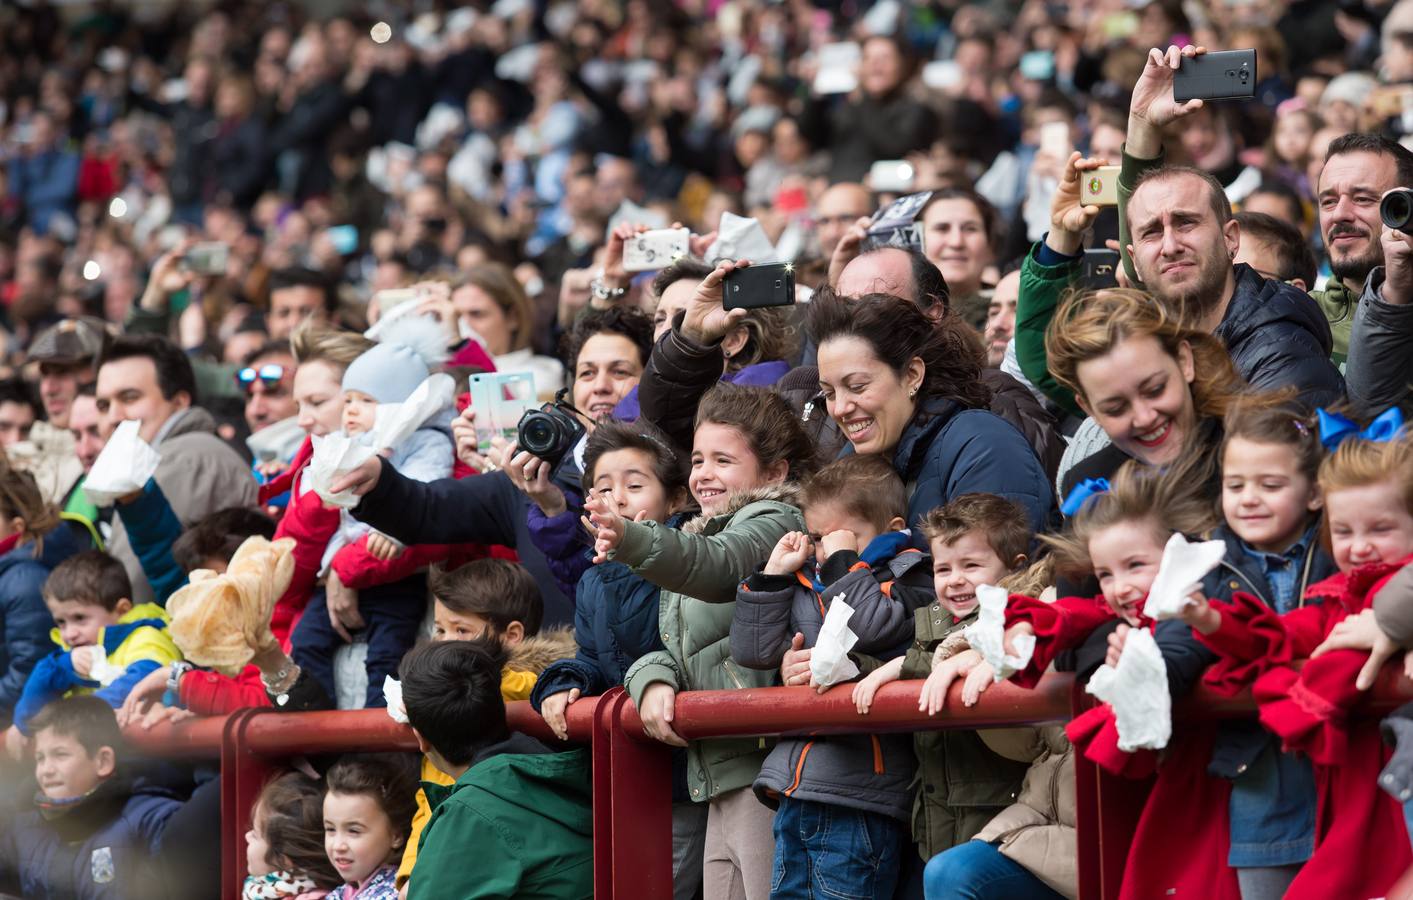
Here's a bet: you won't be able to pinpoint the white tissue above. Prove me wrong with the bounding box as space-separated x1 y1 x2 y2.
305 374 455 508
83 420 161 507
706 211 780 264
306 433 374 509
86 647 124 687
1085 627 1171 751
383 676 409 724
1142 532 1227 621
809 595 861 688
963 584 1035 682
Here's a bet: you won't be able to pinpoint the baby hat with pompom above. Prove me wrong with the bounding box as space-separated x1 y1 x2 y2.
342 314 449 404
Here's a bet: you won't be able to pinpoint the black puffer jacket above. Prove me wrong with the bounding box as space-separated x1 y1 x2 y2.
1219 264 1344 408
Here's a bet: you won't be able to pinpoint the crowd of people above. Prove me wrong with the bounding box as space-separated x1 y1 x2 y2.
5 0 1413 897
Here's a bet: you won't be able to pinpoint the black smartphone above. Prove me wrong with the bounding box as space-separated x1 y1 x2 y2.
1173 49 1257 103
723 262 796 310
1079 249 1120 290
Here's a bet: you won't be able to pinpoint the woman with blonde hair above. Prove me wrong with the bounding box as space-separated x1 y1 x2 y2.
452 263 563 399
1045 287 1252 499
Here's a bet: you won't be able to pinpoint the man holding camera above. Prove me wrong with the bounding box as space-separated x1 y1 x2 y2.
1312 134 1413 367
1344 179 1413 411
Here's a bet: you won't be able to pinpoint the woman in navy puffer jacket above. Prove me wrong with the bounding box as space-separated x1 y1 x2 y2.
808 289 1053 543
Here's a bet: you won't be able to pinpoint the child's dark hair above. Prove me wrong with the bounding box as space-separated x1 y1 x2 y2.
919 494 1031 570
428 558 543 636
43 550 131 611
29 695 121 757
254 773 340 888
800 455 907 533
399 641 508 767
1044 455 1219 580
694 383 819 484
581 418 690 504
172 507 277 573
1221 399 1322 485
325 754 419 852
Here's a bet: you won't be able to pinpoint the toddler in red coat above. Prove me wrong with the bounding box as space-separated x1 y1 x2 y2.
1183 411 1413 898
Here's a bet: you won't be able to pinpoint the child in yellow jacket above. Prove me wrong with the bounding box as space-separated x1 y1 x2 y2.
10 551 181 738
395 559 575 893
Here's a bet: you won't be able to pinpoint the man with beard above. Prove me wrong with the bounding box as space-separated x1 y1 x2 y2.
1343 166 1413 411
1312 134 1413 367
1112 46 1343 406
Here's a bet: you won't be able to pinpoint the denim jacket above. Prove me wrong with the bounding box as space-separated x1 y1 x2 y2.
1201 524 1335 867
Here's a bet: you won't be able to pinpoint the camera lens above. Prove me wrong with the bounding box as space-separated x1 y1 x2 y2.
519 414 556 454
1382 189 1413 233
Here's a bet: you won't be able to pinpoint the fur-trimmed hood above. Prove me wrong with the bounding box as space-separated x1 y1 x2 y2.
682 481 803 536
508 626 577 676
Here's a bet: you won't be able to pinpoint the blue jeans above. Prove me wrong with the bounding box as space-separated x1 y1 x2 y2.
770 797 904 899
923 841 1064 900
290 576 426 708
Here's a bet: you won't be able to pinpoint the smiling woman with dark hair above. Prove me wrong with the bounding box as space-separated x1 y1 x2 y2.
808 288 1052 540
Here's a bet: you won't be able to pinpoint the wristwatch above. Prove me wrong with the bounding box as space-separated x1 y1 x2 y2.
590 268 627 302
164 661 194 708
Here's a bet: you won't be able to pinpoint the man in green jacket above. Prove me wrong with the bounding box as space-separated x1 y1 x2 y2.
400 640 593 900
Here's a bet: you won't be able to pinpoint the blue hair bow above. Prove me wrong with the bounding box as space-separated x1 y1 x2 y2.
1060 478 1110 517
1316 407 1405 451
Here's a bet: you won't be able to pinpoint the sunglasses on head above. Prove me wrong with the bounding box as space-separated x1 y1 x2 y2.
236 364 286 391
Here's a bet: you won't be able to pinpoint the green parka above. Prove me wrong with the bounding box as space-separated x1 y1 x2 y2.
622 484 806 802
409 734 593 900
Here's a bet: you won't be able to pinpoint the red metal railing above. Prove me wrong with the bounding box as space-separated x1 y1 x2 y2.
125 671 1413 900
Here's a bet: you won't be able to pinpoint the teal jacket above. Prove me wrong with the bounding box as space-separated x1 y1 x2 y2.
408 734 593 900
622 483 806 802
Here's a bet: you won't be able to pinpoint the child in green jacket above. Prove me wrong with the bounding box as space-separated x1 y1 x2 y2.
593 384 816 900
401 640 593 900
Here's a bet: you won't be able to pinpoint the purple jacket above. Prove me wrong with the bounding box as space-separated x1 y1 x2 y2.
614 359 791 423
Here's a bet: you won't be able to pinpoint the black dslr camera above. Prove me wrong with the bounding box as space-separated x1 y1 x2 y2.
516 391 586 470
1382 188 1413 234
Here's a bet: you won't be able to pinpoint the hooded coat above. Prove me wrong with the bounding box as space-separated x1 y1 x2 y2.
406 733 593 900
622 483 806 802
399 629 577 888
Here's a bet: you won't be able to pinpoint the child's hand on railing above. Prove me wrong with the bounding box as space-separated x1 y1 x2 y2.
637 682 688 747
540 688 581 741
960 657 998 708
852 657 904 714
920 649 981 715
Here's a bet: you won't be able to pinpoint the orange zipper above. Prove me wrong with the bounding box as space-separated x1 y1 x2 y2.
784 741 815 795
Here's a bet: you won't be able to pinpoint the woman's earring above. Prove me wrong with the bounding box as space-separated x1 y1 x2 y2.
909 387 918 398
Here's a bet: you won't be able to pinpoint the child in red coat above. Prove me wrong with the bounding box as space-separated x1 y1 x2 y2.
999 458 1241 900
1183 418 1413 899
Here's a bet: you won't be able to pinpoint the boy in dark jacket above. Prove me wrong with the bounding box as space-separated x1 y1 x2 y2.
0 695 179 899
852 493 1037 862
400 640 592 900
731 455 934 899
